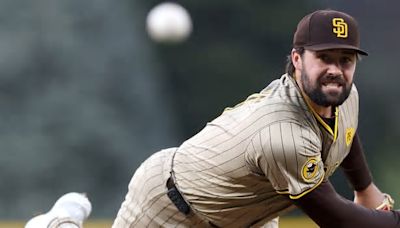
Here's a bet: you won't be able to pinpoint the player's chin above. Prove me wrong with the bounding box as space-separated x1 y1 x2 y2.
324 93 347 106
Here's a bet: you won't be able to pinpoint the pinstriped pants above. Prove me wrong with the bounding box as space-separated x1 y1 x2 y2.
112 147 279 228
112 148 211 228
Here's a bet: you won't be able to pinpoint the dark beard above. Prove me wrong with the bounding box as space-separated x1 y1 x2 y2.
301 69 352 107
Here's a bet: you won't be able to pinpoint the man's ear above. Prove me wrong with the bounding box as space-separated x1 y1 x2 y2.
291 49 302 70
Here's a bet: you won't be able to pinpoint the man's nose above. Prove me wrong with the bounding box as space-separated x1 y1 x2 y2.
326 62 342 76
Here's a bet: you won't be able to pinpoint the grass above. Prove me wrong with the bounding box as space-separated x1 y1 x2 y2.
0 217 318 228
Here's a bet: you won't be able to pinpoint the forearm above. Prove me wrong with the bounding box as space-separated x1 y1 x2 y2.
354 182 385 209
340 132 372 191
340 132 393 209
294 181 400 228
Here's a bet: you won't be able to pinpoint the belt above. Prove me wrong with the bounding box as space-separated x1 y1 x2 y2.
167 150 219 227
166 176 220 227
166 176 191 215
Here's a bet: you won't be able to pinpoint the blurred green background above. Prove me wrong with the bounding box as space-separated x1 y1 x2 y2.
0 0 399 223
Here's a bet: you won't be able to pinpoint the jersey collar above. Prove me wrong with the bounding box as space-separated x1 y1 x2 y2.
304 97 339 141
287 73 339 141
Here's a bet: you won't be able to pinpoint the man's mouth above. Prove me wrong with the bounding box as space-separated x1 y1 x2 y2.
322 82 342 88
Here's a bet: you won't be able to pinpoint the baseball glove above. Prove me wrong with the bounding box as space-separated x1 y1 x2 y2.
376 193 395 211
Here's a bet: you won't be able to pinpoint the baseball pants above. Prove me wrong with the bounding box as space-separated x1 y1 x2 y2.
112 148 211 227
112 147 279 228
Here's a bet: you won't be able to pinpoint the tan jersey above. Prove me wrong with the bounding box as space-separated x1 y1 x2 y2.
172 74 359 227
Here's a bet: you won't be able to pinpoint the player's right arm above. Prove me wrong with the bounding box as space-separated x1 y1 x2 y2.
293 180 400 228
340 132 394 209
248 122 400 227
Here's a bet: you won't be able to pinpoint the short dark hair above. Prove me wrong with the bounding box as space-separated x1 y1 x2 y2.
285 47 304 76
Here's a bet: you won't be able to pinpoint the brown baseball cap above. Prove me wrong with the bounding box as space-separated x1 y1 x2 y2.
293 9 368 55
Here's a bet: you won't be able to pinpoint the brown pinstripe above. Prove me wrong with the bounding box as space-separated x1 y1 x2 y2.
113 74 359 227
112 148 211 227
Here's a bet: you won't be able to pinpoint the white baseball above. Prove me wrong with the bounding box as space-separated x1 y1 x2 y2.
146 2 192 43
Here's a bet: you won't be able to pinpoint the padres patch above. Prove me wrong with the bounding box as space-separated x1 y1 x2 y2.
345 127 355 146
301 158 320 182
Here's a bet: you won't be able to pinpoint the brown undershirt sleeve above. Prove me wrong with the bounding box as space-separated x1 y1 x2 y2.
293 181 400 228
340 132 372 191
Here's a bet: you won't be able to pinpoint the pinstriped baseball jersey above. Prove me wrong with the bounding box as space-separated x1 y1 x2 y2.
172 73 359 227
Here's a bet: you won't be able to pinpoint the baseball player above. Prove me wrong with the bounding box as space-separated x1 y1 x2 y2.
113 9 400 227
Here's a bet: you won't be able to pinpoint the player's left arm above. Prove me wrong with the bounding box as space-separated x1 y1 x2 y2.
340 132 394 210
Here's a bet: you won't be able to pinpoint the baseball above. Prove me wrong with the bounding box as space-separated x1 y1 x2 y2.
146 2 192 43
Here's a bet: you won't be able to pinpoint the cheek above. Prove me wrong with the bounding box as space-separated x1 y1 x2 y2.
304 65 324 80
344 62 356 80
344 68 356 82
303 59 326 76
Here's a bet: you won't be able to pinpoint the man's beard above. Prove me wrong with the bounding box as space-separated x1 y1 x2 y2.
301 69 352 107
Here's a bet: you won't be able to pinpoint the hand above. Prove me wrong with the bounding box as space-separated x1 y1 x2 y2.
376 193 395 211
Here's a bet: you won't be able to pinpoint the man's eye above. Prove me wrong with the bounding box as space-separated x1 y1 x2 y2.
341 57 353 64
318 54 330 62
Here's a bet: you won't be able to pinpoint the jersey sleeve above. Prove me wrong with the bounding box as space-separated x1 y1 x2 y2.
246 121 325 199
